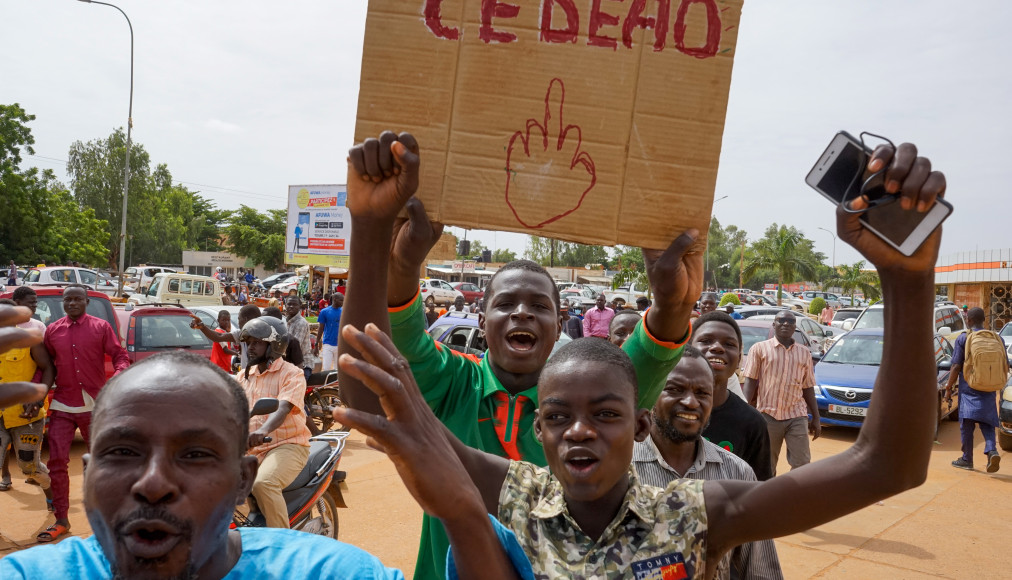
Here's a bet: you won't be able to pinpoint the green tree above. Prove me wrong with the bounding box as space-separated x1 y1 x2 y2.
223 206 287 270
0 104 110 266
705 217 750 290
742 225 819 306
492 248 517 263
809 296 827 316
611 246 644 272
525 236 609 268
719 292 741 307
823 261 881 303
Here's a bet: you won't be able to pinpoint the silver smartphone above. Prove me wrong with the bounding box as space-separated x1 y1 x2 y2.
805 131 952 256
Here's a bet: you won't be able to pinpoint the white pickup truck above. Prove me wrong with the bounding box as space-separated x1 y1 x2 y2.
604 282 650 308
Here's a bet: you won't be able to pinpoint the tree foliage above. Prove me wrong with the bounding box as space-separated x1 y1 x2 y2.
823 261 881 302
742 224 821 305
0 104 110 266
719 292 741 307
492 248 518 263
67 129 230 267
524 236 609 268
705 218 750 290
809 296 827 315
223 206 287 271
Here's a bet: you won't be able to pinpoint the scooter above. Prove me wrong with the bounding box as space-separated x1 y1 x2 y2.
304 371 346 435
233 398 350 538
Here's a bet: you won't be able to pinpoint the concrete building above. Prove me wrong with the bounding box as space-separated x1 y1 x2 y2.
934 249 1012 331
181 251 269 280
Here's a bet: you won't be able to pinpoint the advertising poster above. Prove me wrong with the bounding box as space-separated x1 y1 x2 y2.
285 184 350 268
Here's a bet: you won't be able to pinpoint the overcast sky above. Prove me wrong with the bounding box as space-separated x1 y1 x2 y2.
3 1 1009 269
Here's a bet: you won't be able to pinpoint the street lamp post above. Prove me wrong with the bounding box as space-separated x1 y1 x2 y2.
78 0 133 297
705 195 729 290
817 227 837 270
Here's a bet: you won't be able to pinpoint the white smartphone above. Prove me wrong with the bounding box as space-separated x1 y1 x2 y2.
805 131 953 256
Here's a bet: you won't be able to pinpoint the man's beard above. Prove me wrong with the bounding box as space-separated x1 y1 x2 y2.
653 411 709 444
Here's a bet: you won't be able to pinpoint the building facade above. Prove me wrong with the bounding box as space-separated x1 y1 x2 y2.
181 251 269 280
934 249 1012 331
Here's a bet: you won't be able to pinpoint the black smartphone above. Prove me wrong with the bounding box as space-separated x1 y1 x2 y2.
805 131 952 256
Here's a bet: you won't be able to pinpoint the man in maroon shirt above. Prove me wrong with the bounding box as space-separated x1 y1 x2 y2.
41 286 129 542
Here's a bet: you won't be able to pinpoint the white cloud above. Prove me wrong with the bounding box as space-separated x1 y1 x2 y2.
204 119 241 134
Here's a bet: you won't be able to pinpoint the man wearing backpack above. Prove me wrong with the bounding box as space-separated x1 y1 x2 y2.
944 307 1008 473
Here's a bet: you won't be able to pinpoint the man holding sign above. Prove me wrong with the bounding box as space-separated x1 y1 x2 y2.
338 130 701 579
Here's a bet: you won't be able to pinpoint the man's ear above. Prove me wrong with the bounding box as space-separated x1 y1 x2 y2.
533 409 544 443
478 312 486 333
633 408 652 443
236 455 258 505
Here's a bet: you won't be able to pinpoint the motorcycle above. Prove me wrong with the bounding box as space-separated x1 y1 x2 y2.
233 398 350 538
304 371 347 434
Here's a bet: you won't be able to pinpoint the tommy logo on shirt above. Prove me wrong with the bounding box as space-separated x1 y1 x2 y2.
632 553 689 580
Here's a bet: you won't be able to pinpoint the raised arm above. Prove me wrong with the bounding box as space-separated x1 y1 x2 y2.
338 131 444 415
335 323 515 578
189 315 234 343
704 143 947 568
641 230 703 344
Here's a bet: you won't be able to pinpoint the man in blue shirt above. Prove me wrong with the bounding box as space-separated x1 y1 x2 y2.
314 292 343 371
0 351 528 580
944 307 1003 473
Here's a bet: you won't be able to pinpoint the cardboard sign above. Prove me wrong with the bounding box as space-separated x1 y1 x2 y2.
355 0 743 249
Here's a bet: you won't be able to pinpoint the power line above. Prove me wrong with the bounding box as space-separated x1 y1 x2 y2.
25 154 283 204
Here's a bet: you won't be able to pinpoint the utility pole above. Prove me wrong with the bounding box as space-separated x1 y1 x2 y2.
739 240 745 288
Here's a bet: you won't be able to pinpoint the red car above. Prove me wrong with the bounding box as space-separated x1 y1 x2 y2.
451 282 484 304
1 287 121 379
113 304 214 363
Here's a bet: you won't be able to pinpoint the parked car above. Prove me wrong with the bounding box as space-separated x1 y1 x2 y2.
426 311 572 358
419 278 462 306
22 266 122 296
560 288 598 311
999 375 1012 451
837 296 866 307
124 266 178 292
844 302 965 339
797 291 843 309
1000 322 1012 359
451 282 485 304
0 287 121 379
189 305 244 332
113 304 214 363
129 273 223 307
272 275 304 296
0 269 26 285
261 272 296 290
749 313 836 354
831 307 865 329
744 294 778 306
605 282 650 308
813 329 959 427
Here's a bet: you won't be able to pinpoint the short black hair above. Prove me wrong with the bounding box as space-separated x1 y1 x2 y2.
11 286 36 302
609 310 642 332
700 292 718 302
239 304 261 320
693 311 743 348
217 309 231 319
95 351 249 454
680 344 705 360
542 338 638 401
263 306 283 319
485 260 560 311
967 307 986 325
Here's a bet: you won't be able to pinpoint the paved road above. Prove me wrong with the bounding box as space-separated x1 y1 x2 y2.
2 420 1008 578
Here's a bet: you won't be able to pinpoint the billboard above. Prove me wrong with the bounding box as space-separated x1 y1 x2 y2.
285 184 351 268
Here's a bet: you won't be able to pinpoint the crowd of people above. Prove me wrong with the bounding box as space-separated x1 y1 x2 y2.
0 128 996 580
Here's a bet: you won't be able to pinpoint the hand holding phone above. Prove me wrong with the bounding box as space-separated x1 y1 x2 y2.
806 132 951 258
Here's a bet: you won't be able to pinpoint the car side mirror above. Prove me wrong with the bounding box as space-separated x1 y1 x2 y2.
825 329 834 336
812 352 822 363
938 326 951 335
937 358 952 372
842 320 855 331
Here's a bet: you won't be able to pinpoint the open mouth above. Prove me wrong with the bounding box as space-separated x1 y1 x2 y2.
564 449 600 475
675 412 701 423
506 329 538 352
120 520 184 560
706 356 727 370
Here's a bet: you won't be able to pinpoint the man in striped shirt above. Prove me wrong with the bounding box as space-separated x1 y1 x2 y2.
743 310 820 476
634 348 783 580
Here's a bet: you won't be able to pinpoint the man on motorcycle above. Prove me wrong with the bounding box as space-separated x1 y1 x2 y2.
235 317 311 529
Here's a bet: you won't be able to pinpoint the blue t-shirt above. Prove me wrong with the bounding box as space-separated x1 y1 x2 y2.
0 528 403 579
318 305 342 347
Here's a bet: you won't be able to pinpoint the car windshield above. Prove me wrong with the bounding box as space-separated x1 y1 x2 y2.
25 270 41 283
147 276 162 297
135 314 212 350
853 309 884 329
822 334 884 365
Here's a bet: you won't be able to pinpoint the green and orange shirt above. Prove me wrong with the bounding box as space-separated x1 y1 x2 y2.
389 292 688 580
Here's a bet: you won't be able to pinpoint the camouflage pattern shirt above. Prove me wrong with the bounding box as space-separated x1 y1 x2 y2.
498 461 708 579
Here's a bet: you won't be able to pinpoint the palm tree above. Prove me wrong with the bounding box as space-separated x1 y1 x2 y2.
742 226 818 306
823 261 881 304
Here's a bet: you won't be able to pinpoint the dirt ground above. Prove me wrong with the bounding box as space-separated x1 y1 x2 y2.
2 420 1009 578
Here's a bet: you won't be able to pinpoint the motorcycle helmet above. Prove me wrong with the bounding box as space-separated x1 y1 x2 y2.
239 317 289 362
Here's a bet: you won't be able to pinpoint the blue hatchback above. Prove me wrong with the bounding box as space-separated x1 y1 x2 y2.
814 328 959 427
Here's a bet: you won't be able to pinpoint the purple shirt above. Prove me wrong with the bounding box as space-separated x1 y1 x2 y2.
583 306 615 338
44 314 130 407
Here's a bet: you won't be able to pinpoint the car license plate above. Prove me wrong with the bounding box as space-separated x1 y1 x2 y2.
829 404 867 417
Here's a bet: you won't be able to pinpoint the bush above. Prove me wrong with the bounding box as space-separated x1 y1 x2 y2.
719 293 741 307
809 297 827 316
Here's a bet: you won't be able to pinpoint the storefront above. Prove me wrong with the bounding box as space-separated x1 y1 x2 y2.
934 249 1012 331
181 251 268 280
